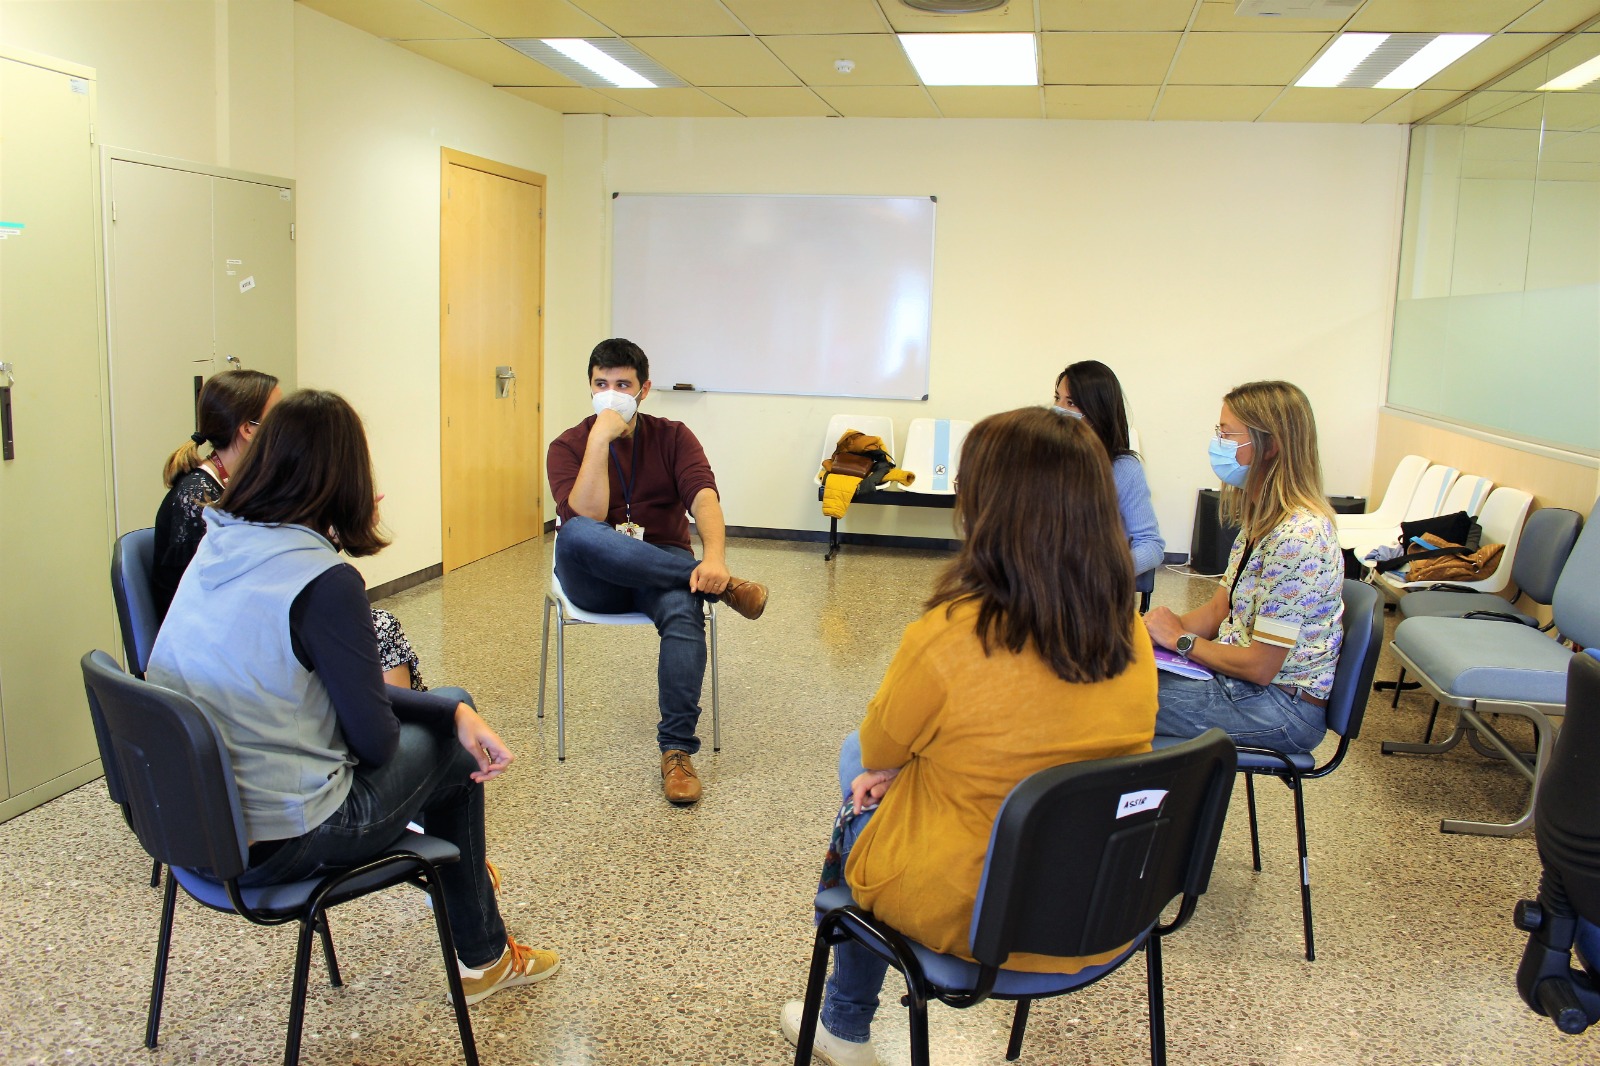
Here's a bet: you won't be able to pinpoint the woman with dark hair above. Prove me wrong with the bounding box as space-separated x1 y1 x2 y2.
779 407 1158 1065
153 371 424 689
147 390 559 1005
1143 380 1342 755
1054 360 1165 577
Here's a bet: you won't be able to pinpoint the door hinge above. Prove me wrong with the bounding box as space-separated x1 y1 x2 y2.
539 208 544 219
290 223 296 241
110 201 117 223
537 306 543 317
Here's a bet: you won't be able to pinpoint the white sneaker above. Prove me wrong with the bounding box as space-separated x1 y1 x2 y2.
780 999 880 1066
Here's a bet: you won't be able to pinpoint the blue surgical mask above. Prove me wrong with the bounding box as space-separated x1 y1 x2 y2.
1208 436 1250 488
1051 405 1083 420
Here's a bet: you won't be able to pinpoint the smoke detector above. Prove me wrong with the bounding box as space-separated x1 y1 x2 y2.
901 0 1008 13
1235 0 1361 16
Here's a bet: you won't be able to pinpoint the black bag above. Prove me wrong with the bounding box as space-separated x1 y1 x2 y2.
1399 511 1480 552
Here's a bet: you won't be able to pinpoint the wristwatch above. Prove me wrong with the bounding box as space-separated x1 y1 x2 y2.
1174 633 1199 657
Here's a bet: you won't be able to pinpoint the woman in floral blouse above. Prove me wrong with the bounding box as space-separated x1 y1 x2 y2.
1143 380 1343 754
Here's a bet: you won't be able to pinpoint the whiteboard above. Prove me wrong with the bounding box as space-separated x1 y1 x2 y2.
611 194 935 400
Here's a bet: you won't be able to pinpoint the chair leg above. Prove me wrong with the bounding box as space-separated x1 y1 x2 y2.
1292 776 1315 962
1425 700 1440 743
1244 772 1261 872
907 997 933 1066
316 913 342 988
150 858 162 888
792 930 833 1066
1146 935 1167 1066
1005 999 1032 1061
555 611 567 761
284 918 317 1066
536 595 553 721
145 870 179 1048
424 864 480 1066
1391 667 1406 708
709 605 721 753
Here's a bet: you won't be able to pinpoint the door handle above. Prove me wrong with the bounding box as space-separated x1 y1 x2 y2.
1 362 14 460
495 365 515 399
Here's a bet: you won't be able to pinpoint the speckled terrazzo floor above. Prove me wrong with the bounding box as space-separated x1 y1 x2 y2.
0 533 1590 1065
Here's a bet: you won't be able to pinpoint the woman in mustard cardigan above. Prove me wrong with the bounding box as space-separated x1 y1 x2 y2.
781 407 1159 1066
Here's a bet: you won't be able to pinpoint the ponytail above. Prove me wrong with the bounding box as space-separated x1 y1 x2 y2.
163 371 279 488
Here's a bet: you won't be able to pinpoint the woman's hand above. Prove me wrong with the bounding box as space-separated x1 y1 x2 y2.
454 703 513 782
1143 606 1185 651
849 767 901 815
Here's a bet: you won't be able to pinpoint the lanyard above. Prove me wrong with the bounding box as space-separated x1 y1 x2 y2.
608 420 642 522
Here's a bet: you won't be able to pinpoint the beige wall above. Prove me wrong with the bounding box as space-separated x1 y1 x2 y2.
548 118 1410 551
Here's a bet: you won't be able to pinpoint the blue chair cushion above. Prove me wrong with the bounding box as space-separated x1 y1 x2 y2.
174 833 461 916
1392 616 1574 705
1398 590 1538 626
814 886 1142 999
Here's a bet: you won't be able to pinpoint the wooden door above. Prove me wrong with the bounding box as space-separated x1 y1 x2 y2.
440 151 544 572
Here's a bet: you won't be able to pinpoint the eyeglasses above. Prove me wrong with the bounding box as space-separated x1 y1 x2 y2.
1214 425 1260 442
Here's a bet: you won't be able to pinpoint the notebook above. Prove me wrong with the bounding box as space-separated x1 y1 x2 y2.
1153 646 1214 681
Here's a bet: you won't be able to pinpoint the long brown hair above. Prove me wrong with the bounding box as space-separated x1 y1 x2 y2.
161 370 278 487
927 407 1136 684
1221 380 1333 540
218 390 389 557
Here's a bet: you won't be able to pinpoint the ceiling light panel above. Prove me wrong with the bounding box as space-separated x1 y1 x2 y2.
898 33 1038 86
506 38 687 88
1540 54 1600 91
1296 32 1489 89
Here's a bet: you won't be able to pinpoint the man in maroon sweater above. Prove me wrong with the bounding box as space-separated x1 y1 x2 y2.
546 339 768 804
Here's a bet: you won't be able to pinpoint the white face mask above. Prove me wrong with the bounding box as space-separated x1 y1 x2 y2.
592 389 638 423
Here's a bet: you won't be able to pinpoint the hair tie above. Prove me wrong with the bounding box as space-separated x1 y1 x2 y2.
190 431 207 445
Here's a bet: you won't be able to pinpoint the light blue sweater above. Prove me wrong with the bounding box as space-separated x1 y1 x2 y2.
1113 454 1165 576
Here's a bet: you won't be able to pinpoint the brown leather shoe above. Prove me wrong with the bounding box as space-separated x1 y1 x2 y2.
661 750 702 805
719 577 768 620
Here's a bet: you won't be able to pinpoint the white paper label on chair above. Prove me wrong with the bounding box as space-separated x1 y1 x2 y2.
1116 789 1168 819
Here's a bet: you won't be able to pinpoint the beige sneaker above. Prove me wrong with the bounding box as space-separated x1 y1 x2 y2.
780 1000 879 1066
458 936 560 1005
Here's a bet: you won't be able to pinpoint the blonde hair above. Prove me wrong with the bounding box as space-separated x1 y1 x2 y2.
161 370 278 487
1220 380 1332 540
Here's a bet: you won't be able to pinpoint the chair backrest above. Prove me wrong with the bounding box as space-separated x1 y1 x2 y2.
1126 426 1142 453
1512 507 1583 607
111 527 161 677
1463 486 1533 594
1533 652 1600 923
901 417 972 494
967 729 1236 967
1440 474 1493 518
1402 465 1460 522
80 650 249 880
1368 454 1431 524
1325 579 1386 741
818 414 896 471
1552 497 1600 650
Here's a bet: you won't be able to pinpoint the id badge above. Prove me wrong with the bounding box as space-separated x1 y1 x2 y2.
615 521 645 541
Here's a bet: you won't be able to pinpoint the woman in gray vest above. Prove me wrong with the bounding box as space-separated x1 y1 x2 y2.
147 389 559 1005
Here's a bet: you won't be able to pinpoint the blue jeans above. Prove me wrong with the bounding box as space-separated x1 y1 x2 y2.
1155 672 1327 754
554 516 711 754
236 688 507 967
820 731 890 1045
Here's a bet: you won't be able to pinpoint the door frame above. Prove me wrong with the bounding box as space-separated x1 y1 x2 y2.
438 148 547 571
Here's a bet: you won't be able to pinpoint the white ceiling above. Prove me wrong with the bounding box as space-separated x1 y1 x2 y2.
296 0 1600 123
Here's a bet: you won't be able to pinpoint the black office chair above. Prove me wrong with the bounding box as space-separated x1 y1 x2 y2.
793 729 1236 1066
1137 567 1156 613
1515 650 1600 1034
80 650 480 1066
109 527 165 887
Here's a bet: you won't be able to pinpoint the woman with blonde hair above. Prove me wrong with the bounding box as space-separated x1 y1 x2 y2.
780 407 1158 1065
1143 380 1343 754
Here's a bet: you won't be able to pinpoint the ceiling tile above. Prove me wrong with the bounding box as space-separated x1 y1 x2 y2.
295 0 483 40
1169 31 1329 84
566 0 745 36
1040 32 1180 84
498 85 646 115
720 0 890 36
1260 87 1404 122
881 4 1038 33
1509 0 1600 33
634 36 800 86
1462 90 1544 123
595 87 742 116
1541 128 1600 160
1040 0 1194 32
1348 0 1526 34
761 34 920 86
927 86 1044 118
1368 89 1465 123
1043 85 1159 119
1544 93 1600 131
1191 1 1351 33
704 86 838 116
394 39 576 85
1420 33 1558 91
1153 84 1281 120
424 0 608 38
812 85 940 118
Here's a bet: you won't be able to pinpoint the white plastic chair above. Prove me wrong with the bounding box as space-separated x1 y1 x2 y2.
536 564 719 761
815 414 896 487
1338 464 1459 551
1335 454 1430 537
1372 486 1533 599
900 418 973 494
1127 426 1142 453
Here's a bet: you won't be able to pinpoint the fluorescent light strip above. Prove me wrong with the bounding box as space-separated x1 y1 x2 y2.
1539 54 1600 91
1297 33 1387 88
898 33 1038 86
542 38 654 89
1376 34 1488 89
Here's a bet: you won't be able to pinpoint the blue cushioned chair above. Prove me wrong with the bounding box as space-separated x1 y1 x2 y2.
109 527 165 887
1153 578 1384 962
1515 651 1600 1034
80 650 479 1066
793 730 1236 1066
1383 496 1600 836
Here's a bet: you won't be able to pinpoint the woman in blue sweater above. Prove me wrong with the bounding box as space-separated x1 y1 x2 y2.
1054 360 1165 577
